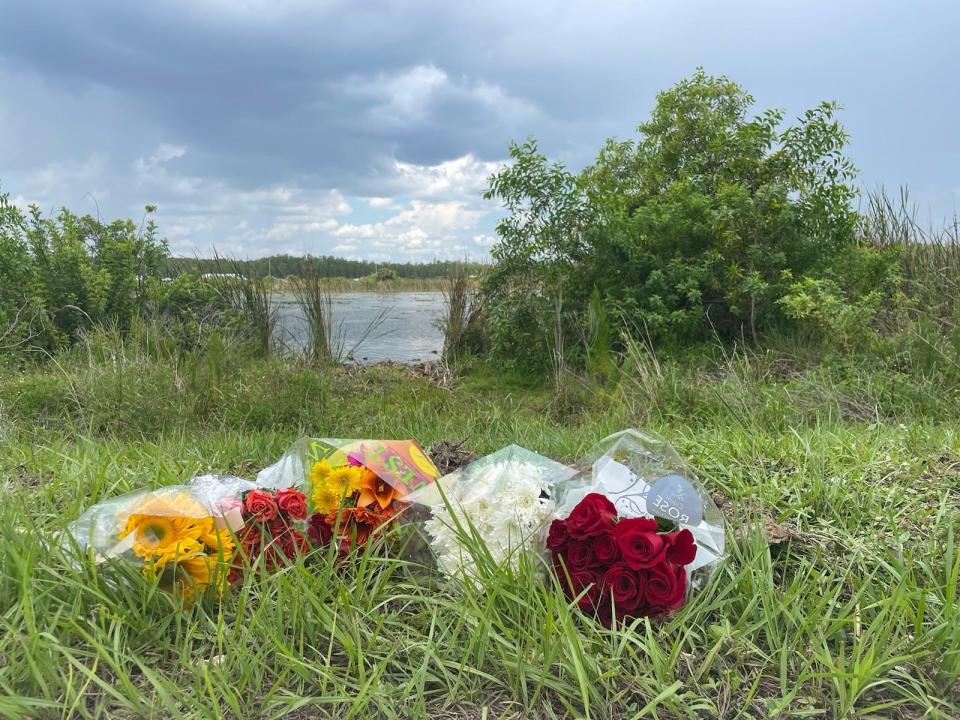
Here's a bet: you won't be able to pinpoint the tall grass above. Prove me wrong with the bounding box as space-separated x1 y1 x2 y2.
439 264 473 365
863 188 960 322
2 380 959 717
206 254 279 357
291 262 335 366
272 276 458 293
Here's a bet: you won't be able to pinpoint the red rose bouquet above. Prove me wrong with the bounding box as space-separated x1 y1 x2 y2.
548 493 697 626
548 429 725 627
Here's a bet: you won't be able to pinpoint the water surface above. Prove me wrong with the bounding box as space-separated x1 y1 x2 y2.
274 291 445 363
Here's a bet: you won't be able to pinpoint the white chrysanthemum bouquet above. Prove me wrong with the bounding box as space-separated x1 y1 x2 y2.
416 445 578 582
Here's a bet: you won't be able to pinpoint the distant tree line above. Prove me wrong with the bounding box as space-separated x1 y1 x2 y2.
161 255 487 280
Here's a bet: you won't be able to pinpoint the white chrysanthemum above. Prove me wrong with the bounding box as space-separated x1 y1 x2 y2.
424 458 556 583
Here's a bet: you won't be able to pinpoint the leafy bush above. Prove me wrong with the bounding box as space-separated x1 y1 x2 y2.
483 70 900 366
0 192 168 355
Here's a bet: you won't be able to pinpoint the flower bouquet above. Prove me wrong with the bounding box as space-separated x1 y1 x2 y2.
548 429 725 626
69 477 251 600
256 437 441 555
223 487 311 582
413 445 579 583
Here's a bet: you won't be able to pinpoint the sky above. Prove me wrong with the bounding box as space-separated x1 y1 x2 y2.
1 0 958 261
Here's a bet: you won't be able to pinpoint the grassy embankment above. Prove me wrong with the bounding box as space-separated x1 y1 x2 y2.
1 336 958 719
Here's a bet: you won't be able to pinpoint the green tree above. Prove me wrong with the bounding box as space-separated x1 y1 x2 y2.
484 69 887 364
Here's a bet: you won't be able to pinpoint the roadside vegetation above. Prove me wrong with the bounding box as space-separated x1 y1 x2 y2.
1 70 959 718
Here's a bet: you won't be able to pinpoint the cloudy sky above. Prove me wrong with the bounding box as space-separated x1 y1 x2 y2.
1 1 957 260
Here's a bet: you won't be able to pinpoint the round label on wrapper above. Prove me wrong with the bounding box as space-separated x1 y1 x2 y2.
646 474 703 526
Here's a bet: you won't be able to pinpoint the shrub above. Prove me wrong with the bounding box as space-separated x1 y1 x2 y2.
0 192 168 355
483 70 899 365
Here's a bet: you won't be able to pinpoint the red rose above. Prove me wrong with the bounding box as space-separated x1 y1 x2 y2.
307 512 333 546
601 563 645 611
244 490 278 522
565 540 596 571
615 519 667 570
664 529 697 566
268 518 289 536
592 531 619 565
278 529 310 559
276 488 308 520
562 569 599 610
238 526 261 557
546 519 570 552
595 592 614 628
644 561 687 612
566 493 617 539
618 516 658 533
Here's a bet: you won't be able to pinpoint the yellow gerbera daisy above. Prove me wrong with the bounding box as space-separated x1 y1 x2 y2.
311 484 342 515
326 465 363 495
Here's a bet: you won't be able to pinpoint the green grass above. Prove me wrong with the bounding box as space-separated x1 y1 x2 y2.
1 350 959 719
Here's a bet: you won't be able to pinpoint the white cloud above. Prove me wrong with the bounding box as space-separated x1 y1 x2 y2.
393 154 502 198
134 143 187 175
366 196 399 209
8 139 499 260
339 63 539 132
330 199 485 258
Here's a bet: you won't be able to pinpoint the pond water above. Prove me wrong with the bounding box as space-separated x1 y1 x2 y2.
273 291 446 363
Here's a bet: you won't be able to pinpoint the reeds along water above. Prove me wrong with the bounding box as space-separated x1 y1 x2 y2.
439 264 474 364
290 265 334 366
205 254 279 358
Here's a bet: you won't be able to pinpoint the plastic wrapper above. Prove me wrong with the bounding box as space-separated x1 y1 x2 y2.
547 429 726 626
257 437 441 554
68 476 252 600
412 445 579 583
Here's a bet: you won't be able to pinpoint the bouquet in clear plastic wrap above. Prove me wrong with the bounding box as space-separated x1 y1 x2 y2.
548 429 725 626
413 445 579 583
68 476 252 601
256 437 441 555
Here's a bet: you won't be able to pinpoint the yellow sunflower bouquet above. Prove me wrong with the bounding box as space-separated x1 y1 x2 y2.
69 481 248 601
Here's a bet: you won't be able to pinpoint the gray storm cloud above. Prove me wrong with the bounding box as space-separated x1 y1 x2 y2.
1 0 957 259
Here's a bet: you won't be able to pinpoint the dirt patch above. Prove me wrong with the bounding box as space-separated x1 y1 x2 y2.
427 440 477 475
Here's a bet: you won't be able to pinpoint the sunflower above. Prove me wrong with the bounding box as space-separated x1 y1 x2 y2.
311 464 363 514
179 554 213 587
201 525 236 562
185 515 236 559
119 493 209 567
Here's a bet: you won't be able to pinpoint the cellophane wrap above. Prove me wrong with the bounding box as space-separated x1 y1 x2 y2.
257 437 441 552
555 429 726 580
413 444 579 582
68 475 254 598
